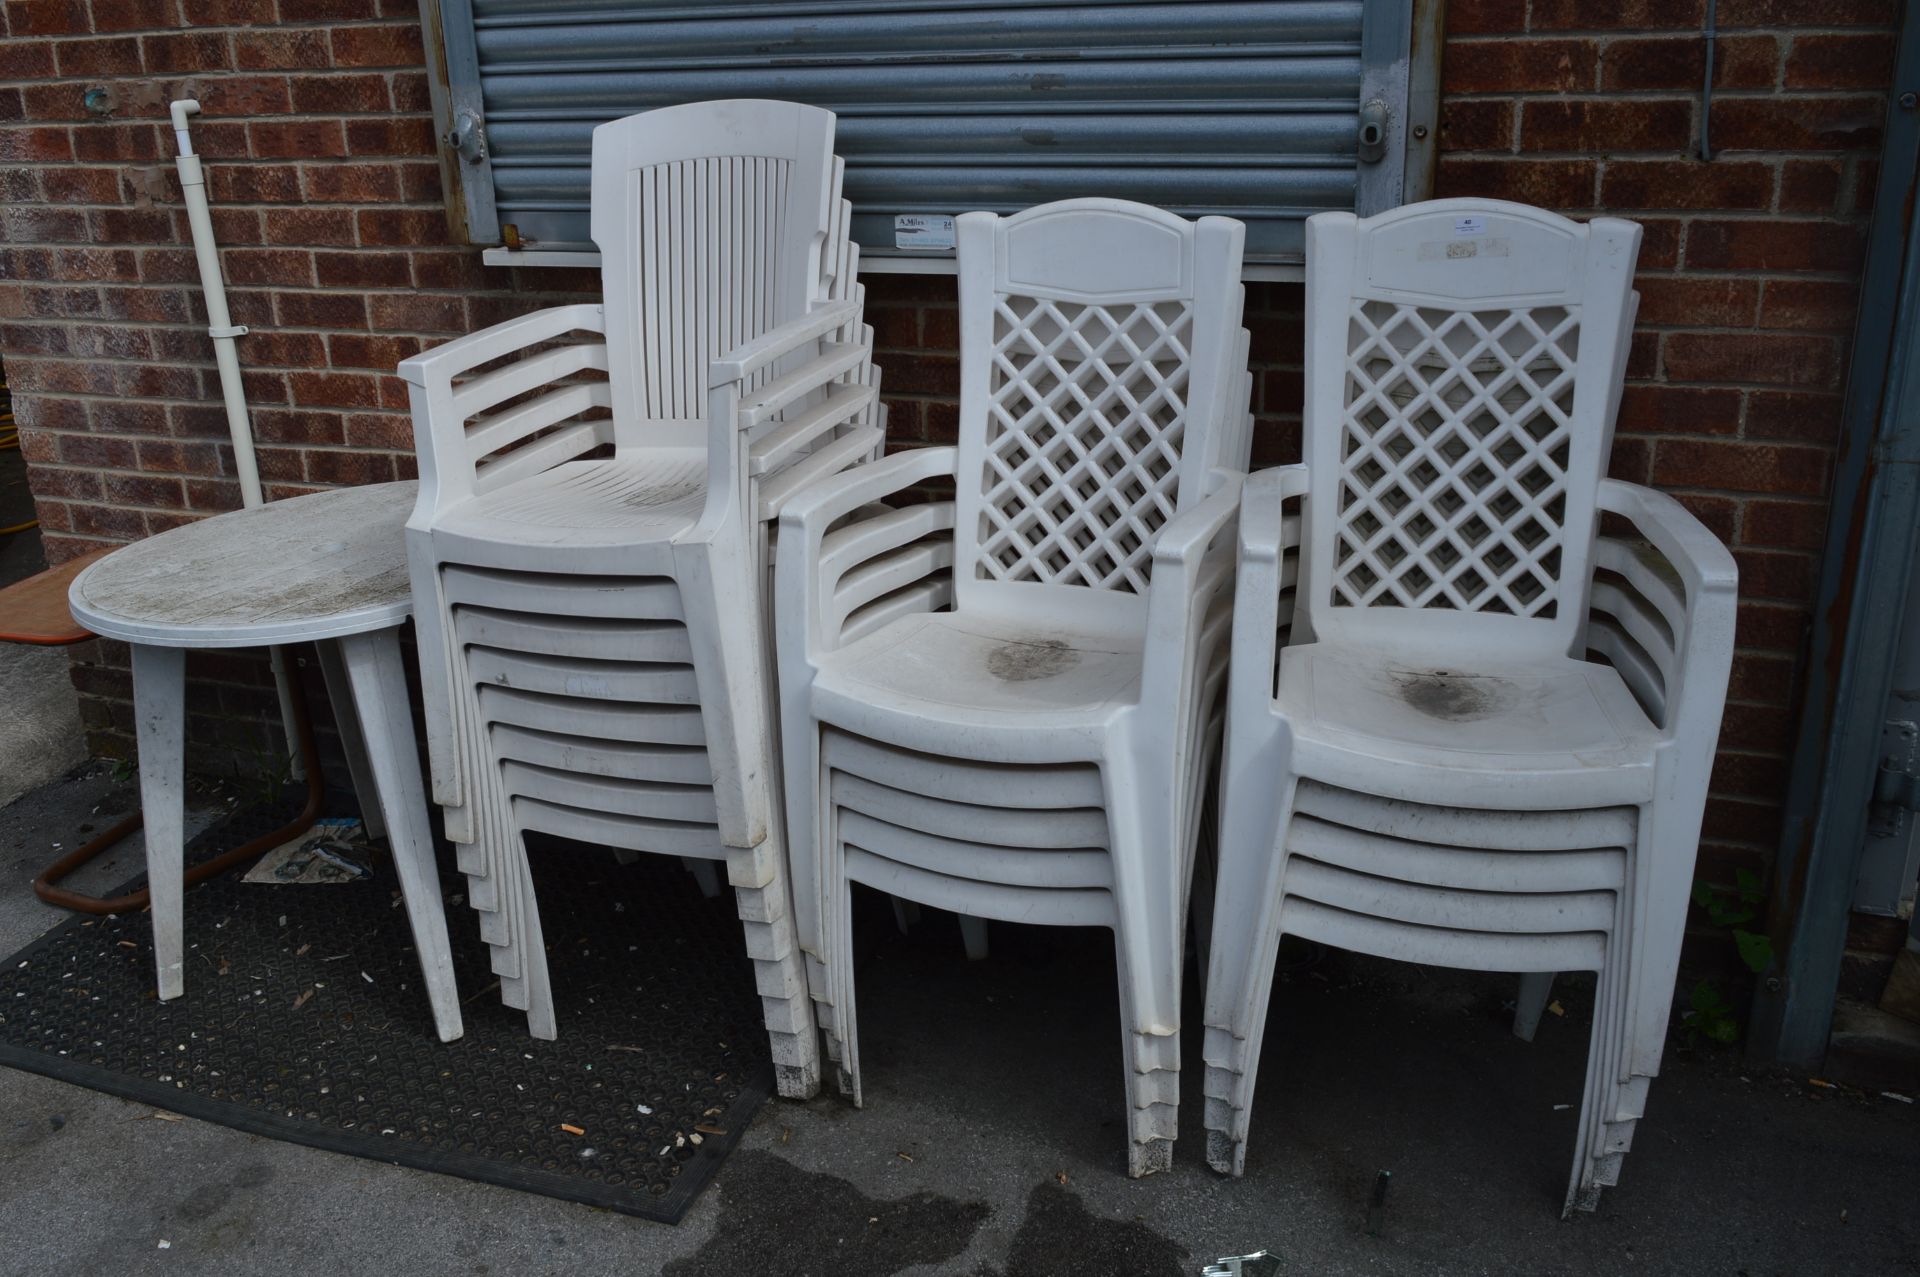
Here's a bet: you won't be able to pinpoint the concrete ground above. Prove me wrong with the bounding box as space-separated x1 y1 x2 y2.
2 763 1917 1276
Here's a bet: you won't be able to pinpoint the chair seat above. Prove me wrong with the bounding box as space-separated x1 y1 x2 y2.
810 610 1143 759
431 454 707 568
1278 642 1661 808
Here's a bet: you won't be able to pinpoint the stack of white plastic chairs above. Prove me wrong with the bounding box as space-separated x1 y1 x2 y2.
399 99 881 1099
774 200 1256 1176
1200 199 1737 1212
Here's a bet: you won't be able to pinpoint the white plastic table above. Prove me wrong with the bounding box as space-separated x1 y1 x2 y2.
68 481 463 1042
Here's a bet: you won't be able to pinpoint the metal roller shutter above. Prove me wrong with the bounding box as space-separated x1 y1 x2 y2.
425 0 1439 265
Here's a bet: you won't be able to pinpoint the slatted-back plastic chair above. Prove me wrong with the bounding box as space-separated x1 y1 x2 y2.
774 198 1254 1175
1201 198 1737 1212
400 100 883 1097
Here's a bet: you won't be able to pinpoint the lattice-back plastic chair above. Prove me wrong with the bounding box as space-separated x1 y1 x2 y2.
1201 199 1737 1212
774 199 1254 1175
401 100 883 1096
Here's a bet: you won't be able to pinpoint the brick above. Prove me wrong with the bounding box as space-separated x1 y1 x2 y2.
1664 332 1841 388
54 35 140 76
1710 751 1790 799
0 126 73 162
1709 97 1886 154
1759 279 1860 331
244 330 329 368
0 89 23 123
197 75 292 117
223 247 314 288
301 162 400 202
1718 0 1895 24
1442 39 1596 94
71 503 150 539
21 82 93 121
367 292 462 332
1600 35 1778 91
390 72 432 113
54 246 137 282
355 206 445 246
1615 384 1741 435
89 0 169 30
1521 100 1692 153
137 247 199 283
25 466 102 501
95 286 181 324
233 29 331 70
211 206 264 246
0 41 56 79
1674 492 1740 543
38 165 119 202
209 163 301 203
69 321 152 358
1637 218 1682 269
1743 499 1829 550
72 122 160 162
1686 220 1866 274
251 407 343 445
275 289 369 328
1735 601 1810 651
102 472 186 508
1445 0 1524 34
118 362 201 398
57 433 137 469
179 0 273 22
314 249 411 288
1600 160 1771 211
344 116 435 157
1853 159 1878 214
343 412 412 450
263 206 357 247
1438 100 1512 152
0 322 67 354
4 205 88 241
330 24 424 68
239 368 288 404
6 0 89 35
329 333 421 368
1530 0 1704 28
410 248 488 290
290 73 390 115
1778 159 1844 214
398 161 441 203
141 30 230 73
1745 390 1845 445
1433 157 1593 208
278 0 360 17
136 438 224 475
1784 32 1897 90
1633 276 1759 328
248 119 347 158
1727 651 1799 704
289 370 381 408
1652 438 1830 495
1734 548 1818 601
87 206 173 241
304 448 395 485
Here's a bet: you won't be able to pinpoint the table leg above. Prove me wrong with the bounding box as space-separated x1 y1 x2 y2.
316 639 387 843
338 628 465 1043
130 644 187 1001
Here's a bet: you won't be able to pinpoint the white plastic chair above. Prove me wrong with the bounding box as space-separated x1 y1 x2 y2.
400 100 882 1098
1200 198 1738 1213
774 199 1255 1176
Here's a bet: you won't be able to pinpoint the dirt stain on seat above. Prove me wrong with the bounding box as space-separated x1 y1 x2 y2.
986 638 1079 682
1395 670 1502 721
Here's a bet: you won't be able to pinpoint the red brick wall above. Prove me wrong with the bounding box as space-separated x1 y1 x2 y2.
0 0 1899 876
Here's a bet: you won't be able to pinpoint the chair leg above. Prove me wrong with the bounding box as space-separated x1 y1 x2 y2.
512 838 558 1041
727 838 823 1100
674 536 773 851
1105 764 1184 1178
1201 758 1299 1177
826 836 863 1105
958 913 989 961
1513 970 1555 1042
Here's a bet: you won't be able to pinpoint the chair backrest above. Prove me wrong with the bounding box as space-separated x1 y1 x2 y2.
950 199 1249 629
1296 198 1641 660
591 99 838 439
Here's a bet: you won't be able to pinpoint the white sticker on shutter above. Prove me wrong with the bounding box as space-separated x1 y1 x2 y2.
894 215 957 250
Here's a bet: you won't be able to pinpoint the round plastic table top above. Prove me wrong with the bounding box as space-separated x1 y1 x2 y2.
68 482 418 649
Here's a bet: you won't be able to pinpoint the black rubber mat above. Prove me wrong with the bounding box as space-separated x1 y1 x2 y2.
0 800 774 1222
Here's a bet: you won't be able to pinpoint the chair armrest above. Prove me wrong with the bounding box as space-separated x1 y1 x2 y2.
1138 472 1245 727
398 303 605 389
775 446 958 663
708 300 861 388
1228 465 1311 716
1594 479 1738 741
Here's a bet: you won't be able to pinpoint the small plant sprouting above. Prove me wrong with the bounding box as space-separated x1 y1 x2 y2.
1683 869 1776 1046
